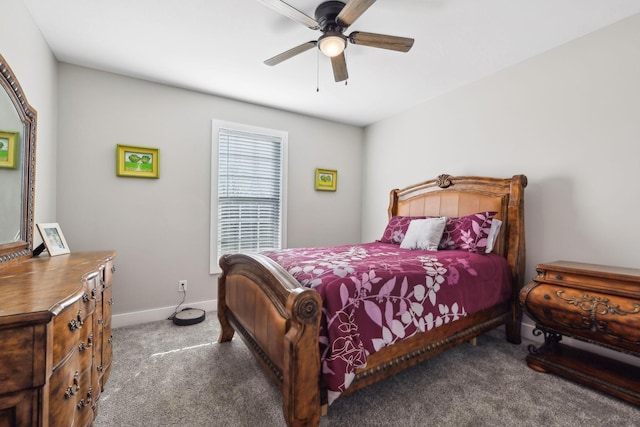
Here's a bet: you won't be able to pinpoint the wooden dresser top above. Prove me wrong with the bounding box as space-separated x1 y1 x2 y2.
0 251 116 326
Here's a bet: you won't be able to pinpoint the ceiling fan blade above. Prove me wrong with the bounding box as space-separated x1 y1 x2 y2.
331 52 349 82
264 41 317 66
348 31 414 52
336 0 376 27
256 0 319 30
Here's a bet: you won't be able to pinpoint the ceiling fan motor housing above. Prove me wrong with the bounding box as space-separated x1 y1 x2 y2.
315 1 346 32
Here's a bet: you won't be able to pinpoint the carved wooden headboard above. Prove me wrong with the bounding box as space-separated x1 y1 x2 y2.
388 174 527 286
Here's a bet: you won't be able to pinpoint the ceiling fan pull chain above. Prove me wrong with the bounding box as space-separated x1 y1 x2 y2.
316 48 320 92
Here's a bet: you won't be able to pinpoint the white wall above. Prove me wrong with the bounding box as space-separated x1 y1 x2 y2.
56 64 363 325
0 0 58 234
362 14 640 363
363 11 640 278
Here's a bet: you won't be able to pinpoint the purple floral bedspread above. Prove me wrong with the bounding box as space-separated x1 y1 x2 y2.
262 242 512 403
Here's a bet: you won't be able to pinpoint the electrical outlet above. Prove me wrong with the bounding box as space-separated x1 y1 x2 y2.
178 280 187 292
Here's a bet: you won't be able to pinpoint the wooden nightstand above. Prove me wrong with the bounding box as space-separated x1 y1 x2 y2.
519 261 640 406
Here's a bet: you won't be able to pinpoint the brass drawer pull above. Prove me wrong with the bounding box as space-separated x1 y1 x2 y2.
108 298 114 306
108 335 113 344
555 274 563 280
64 386 74 399
69 319 81 331
68 311 84 331
79 334 94 351
82 293 90 302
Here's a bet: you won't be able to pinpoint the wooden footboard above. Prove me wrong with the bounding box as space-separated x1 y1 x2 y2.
218 253 323 427
217 174 527 427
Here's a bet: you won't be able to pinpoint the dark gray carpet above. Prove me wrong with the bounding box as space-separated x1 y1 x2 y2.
94 313 640 426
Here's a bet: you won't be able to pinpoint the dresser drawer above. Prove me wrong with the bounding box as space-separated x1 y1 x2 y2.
78 312 95 374
91 362 102 410
522 282 640 353
75 366 94 427
102 285 113 326
0 325 36 394
100 284 113 382
52 300 83 366
49 348 80 427
103 259 115 288
0 389 36 427
80 274 98 317
101 363 112 392
101 324 113 386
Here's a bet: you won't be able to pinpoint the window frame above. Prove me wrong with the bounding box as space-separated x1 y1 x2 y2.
210 119 288 274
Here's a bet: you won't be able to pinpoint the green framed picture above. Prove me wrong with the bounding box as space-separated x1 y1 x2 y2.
116 144 160 178
0 130 18 169
314 168 337 192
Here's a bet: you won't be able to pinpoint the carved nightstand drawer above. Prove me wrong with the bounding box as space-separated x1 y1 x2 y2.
521 283 640 355
520 260 640 406
540 268 640 297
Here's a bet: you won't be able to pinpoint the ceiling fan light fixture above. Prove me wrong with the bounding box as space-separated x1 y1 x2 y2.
318 33 347 57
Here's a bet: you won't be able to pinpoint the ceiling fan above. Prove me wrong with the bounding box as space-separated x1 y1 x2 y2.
258 0 415 82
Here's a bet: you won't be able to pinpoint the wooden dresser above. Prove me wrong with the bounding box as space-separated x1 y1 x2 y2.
519 260 640 406
0 251 116 426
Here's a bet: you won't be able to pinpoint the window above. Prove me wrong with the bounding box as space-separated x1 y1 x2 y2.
210 120 288 274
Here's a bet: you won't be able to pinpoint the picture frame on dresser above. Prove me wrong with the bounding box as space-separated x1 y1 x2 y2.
36 222 70 256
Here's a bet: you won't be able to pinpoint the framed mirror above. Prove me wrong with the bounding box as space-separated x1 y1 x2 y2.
0 53 37 267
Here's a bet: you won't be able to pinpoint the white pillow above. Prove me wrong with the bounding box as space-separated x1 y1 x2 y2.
400 217 447 251
485 219 502 253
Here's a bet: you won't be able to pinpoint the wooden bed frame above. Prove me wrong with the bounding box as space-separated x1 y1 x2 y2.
217 174 527 426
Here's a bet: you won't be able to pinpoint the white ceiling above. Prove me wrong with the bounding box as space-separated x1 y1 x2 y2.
24 0 640 126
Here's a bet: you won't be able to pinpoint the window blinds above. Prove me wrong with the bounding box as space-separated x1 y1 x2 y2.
217 127 283 256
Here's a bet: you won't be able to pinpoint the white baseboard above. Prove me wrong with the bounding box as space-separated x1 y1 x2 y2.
112 299 217 328
520 321 539 342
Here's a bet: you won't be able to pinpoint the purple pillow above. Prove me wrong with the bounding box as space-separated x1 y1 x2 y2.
439 212 497 253
378 216 426 245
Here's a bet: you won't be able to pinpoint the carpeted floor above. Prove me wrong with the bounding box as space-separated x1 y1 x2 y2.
94 313 640 427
